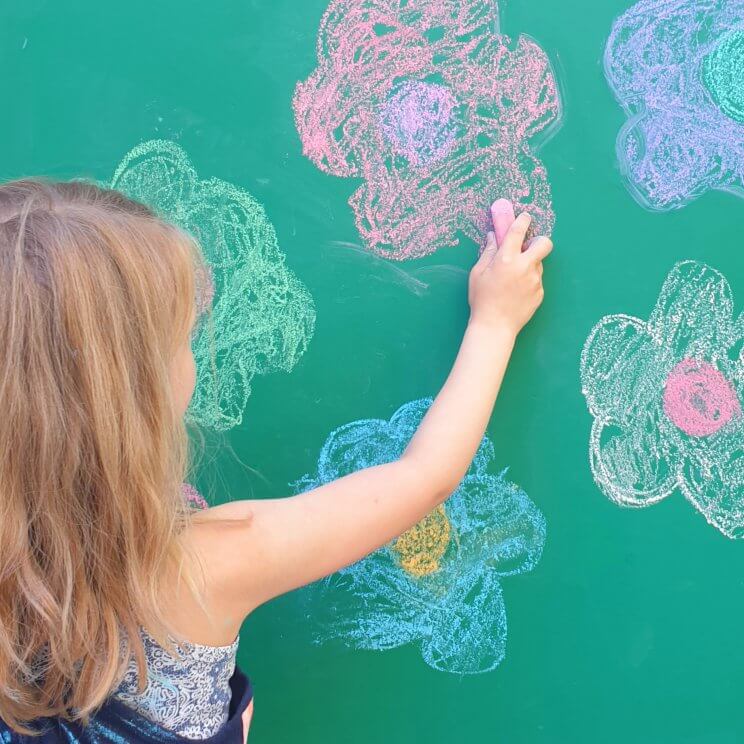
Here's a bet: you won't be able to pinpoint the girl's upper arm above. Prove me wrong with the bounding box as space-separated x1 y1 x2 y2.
211 457 436 615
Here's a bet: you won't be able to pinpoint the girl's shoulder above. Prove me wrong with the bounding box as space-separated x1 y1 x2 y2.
162 501 260 646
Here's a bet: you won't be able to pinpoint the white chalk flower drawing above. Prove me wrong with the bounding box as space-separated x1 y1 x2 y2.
581 261 744 538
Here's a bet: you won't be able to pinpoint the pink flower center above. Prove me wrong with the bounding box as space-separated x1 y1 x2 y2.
379 81 458 166
663 359 741 437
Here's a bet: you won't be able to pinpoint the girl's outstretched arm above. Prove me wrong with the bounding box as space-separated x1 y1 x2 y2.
195 201 552 619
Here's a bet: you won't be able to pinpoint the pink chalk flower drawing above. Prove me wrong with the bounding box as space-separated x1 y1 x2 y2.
294 0 562 260
581 261 744 538
605 0 744 210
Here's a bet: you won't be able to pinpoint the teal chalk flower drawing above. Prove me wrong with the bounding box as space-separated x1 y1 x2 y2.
111 141 315 431
294 399 547 674
581 261 744 538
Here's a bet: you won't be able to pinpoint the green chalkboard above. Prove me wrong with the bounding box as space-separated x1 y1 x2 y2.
4 0 744 742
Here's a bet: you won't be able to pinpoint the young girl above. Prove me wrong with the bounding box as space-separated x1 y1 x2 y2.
0 181 551 742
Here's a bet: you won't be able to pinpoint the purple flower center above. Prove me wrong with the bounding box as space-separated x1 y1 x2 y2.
379 81 458 167
703 30 744 124
663 359 741 437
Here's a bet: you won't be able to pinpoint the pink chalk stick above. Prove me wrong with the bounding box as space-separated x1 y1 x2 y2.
491 199 517 247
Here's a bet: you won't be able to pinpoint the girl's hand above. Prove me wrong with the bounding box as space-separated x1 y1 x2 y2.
469 199 553 338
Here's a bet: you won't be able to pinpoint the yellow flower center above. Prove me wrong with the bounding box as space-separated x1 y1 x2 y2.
392 505 452 578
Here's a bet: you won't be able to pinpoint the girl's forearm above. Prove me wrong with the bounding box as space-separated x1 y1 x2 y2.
403 319 516 500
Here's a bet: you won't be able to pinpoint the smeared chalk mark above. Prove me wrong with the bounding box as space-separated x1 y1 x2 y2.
294 398 546 674
111 141 315 431
581 261 744 538
294 0 562 260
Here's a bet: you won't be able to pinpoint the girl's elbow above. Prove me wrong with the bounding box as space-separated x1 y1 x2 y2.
397 457 462 506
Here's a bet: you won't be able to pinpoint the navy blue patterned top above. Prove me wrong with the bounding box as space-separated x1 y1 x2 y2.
0 667 253 743
114 630 240 739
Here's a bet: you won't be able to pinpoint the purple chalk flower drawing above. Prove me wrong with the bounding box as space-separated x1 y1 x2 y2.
581 261 744 538
295 399 546 674
294 0 562 260
605 0 744 210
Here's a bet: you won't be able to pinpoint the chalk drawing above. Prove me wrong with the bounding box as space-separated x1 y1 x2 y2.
605 0 744 210
111 141 315 431
293 0 562 260
581 261 744 538
182 483 208 511
294 399 546 674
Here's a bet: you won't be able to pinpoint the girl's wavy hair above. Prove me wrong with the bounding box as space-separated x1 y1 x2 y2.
0 179 204 732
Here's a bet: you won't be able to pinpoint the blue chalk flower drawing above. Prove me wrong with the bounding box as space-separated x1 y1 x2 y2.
294 399 546 674
605 0 744 210
581 261 744 538
111 140 315 431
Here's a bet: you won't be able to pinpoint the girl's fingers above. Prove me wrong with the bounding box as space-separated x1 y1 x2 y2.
525 236 553 263
501 211 532 258
477 231 498 267
490 198 516 248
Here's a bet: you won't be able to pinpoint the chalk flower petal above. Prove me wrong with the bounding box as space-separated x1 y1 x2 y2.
316 420 399 481
421 571 507 674
590 417 677 507
111 140 315 431
648 261 736 358
680 435 744 539
581 315 663 424
450 475 547 577
323 568 429 652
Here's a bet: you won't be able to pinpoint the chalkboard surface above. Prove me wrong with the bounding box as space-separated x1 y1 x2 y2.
4 1 744 742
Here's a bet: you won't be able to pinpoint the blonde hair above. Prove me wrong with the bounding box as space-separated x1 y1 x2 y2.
0 179 202 732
